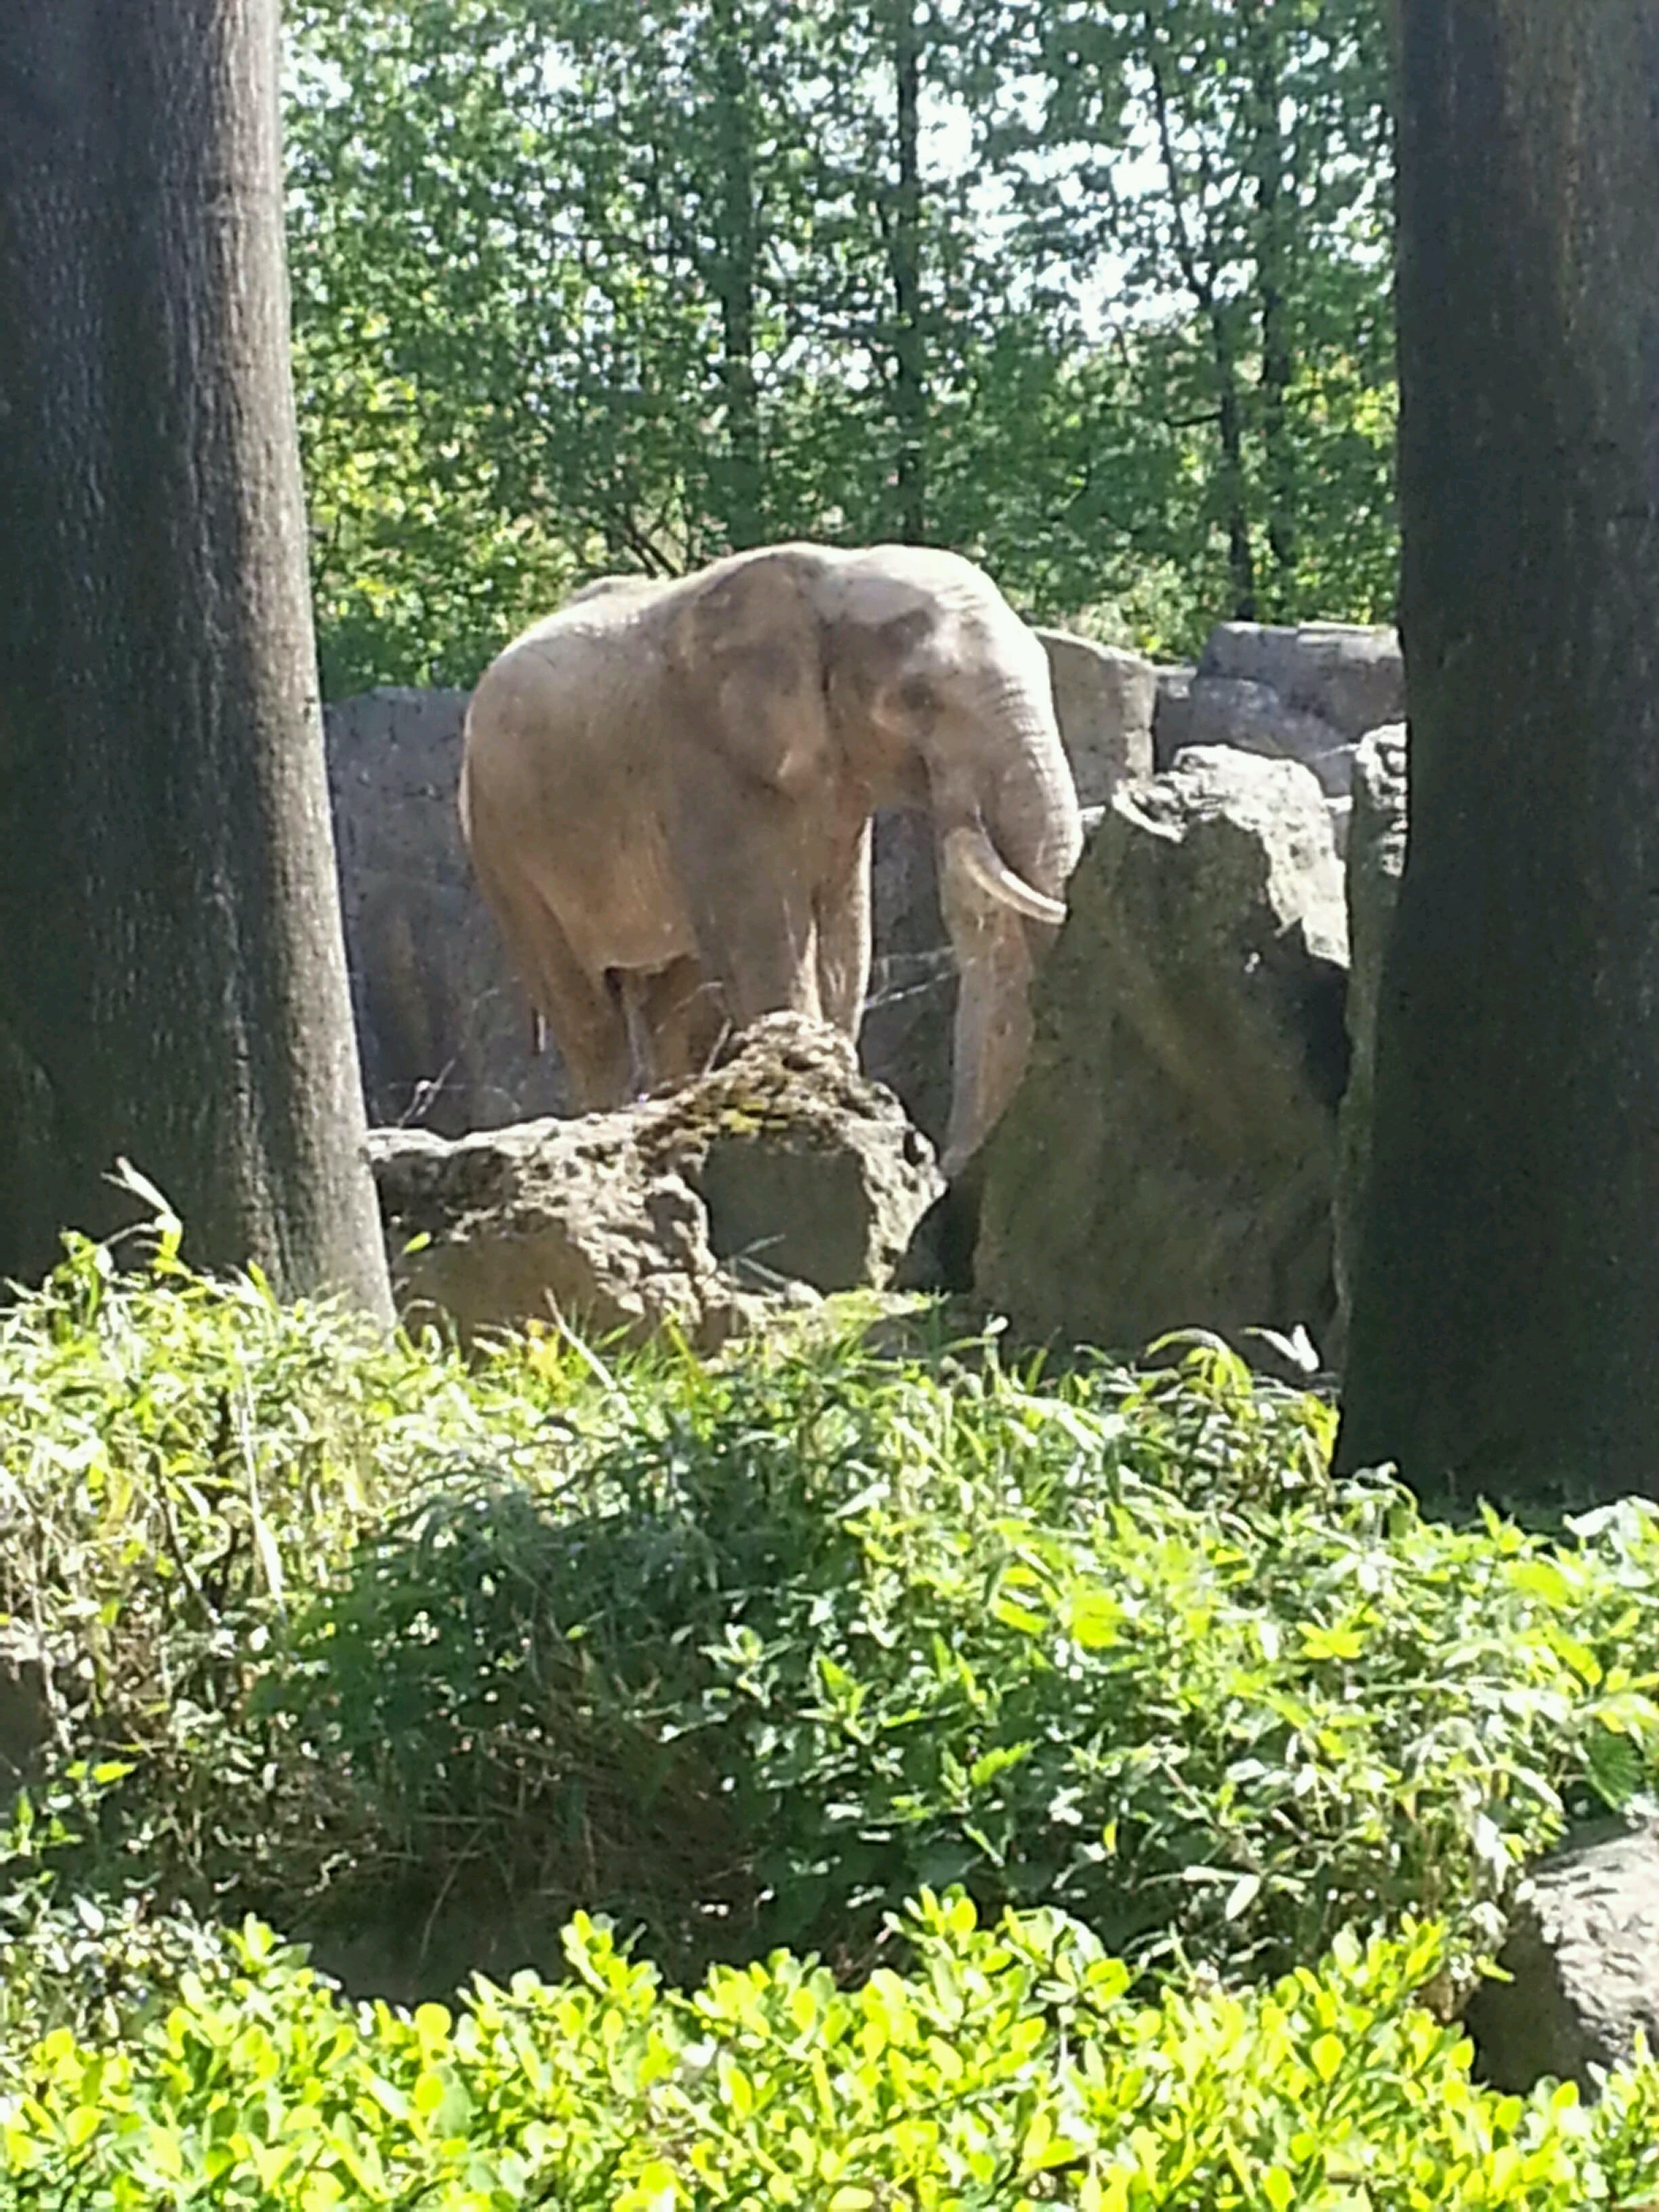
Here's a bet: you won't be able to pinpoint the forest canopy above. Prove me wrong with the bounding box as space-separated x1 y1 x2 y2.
283 0 1397 699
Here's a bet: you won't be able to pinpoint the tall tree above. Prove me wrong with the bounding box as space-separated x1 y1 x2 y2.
1338 3 1659 1501
972 0 1396 628
883 0 929 541
0 0 392 1315
283 0 1401 691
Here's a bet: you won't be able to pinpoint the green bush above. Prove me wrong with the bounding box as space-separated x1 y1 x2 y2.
6 1225 1659 2004
5 1893 1659 2209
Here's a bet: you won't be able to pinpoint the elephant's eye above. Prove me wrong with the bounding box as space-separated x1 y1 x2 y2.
898 676 939 721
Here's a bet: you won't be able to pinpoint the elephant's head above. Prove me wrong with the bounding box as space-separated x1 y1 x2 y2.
661 542 1080 1171
816 546 1082 1173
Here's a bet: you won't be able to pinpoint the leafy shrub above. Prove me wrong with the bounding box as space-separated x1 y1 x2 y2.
5 1895 1659 2209
6 1225 1659 2001
0 1220 599 1916
274 1332 1659 1988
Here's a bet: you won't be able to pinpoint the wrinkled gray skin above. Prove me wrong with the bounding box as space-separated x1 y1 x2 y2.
459 541 1082 1174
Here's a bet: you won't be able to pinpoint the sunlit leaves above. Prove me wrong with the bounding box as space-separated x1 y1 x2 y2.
5 1901 1659 2206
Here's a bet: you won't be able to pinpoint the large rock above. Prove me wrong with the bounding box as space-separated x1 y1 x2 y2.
1332 726 1408 1361
368 1015 943 1349
863 812 957 1148
975 747 1349 1355
1036 630 1156 804
1178 622 1406 818
1464 1822 1659 2097
1184 675 1359 798
327 689 570 1136
1151 665 1196 772
1197 621 1405 744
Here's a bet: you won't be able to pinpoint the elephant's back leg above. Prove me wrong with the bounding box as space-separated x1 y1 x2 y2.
628 957 730 1091
472 846 632 1111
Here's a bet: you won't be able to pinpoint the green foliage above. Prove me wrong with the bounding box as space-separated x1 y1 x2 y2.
7 1229 1659 2011
6 1893 1659 2208
281 1330 1659 1988
282 0 1399 694
0 1221 591 1914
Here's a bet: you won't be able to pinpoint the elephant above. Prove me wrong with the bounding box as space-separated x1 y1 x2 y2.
457 541 1083 1175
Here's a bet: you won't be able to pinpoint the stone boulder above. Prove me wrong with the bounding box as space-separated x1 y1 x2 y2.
326 689 569 1136
975 747 1349 1356
1198 621 1406 744
368 1014 943 1349
1332 726 1408 1361
1185 675 1359 798
1179 622 1406 813
863 811 957 1148
1151 665 1196 772
1463 1821 1659 2097
1036 630 1156 804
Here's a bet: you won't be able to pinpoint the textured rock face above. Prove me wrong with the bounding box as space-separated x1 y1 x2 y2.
975 747 1349 1356
1176 623 1406 830
862 811 957 1147
1152 665 1196 772
368 1015 943 1349
1197 621 1406 744
1035 630 1157 804
1464 1823 1659 2097
326 688 570 1136
1332 726 1408 1361
1185 675 1360 797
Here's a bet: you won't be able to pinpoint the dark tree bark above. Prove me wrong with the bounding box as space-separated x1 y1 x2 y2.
1242 0 1298 613
1145 30 1257 620
1337 3 1659 1501
0 0 392 1316
708 0 764 549
886 0 928 544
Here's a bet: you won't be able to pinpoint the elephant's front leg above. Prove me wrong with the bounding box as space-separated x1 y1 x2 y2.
674 761 823 1025
813 814 873 1038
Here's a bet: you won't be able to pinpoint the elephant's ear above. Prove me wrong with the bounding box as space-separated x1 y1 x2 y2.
664 549 833 796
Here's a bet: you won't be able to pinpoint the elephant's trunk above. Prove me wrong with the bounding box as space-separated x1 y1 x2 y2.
932 669 1082 1176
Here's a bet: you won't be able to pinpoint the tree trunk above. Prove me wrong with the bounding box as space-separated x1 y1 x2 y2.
0 0 392 1317
886 0 927 543
1145 29 1256 619
1337 2 1659 1502
1243 0 1298 613
708 0 764 548
1211 320 1258 621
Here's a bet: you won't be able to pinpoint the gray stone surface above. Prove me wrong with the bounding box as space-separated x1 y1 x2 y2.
1464 1822 1659 2097
1332 725 1408 1363
1184 676 1359 798
1036 630 1156 804
1197 621 1405 743
326 688 570 1136
1152 665 1196 772
369 1014 943 1349
863 811 956 1148
975 746 1349 1356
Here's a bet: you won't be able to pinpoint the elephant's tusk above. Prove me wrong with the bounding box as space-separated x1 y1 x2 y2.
941 822 1067 927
